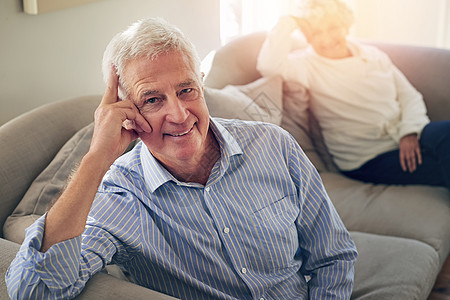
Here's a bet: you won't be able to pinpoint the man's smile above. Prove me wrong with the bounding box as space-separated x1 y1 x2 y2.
164 125 194 137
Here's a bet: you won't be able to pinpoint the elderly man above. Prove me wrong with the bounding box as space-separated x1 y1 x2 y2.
6 18 357 299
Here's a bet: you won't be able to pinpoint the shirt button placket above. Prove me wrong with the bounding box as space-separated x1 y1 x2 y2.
205 185 250 288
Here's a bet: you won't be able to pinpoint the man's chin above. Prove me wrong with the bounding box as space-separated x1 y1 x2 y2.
156 147 200 164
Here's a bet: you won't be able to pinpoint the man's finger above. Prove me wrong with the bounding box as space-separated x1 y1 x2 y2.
133 111 152 133
102 65 120 105
120 101 152 133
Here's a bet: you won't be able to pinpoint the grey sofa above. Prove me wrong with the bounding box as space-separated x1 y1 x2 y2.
204 32 450 299
0 33 449 299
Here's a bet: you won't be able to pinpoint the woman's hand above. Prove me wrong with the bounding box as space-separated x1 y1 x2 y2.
399 133 422 173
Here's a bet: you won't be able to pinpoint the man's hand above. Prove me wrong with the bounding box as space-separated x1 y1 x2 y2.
399 133 422 173
90 66 151 166
41 67 151 252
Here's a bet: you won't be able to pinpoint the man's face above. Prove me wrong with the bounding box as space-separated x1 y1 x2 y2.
122 51 211 169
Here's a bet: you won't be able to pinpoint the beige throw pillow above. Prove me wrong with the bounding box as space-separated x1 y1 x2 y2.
204 76 283 125
280 81 338 173
3 123 94 243
205 76 337 173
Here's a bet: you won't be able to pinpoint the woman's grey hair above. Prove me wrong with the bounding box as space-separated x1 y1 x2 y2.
102 17 202 100
294 0 354 32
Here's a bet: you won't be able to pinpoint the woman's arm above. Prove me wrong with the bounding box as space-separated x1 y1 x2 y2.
257 16 307 81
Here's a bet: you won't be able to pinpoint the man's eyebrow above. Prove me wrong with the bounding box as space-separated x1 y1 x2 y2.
139 89 158 100
137 79 197 102
141 89 159 96
178 79 196 88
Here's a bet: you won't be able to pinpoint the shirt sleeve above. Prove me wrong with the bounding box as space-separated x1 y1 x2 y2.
391 63 430 140
257 16 310 85
5 212 117 299
286 135 358 299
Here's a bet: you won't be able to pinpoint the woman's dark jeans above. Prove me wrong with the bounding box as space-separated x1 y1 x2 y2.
342 121 450 189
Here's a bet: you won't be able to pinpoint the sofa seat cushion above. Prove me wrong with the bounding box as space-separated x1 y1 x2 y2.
322 172 450 262
351 231 439 300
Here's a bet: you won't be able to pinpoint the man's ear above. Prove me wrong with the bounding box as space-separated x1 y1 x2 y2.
201 72 205 91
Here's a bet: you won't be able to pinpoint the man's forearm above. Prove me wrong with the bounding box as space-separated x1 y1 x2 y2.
308 260 355 299
41 152 111 252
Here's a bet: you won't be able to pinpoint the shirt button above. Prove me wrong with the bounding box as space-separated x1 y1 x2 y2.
260 298 265 300
223 227 230 234
241 267 247 274
205 187 210 192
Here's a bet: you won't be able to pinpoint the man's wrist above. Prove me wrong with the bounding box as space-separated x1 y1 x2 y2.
82 151 116 177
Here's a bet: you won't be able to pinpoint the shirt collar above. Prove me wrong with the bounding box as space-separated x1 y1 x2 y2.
209 118 243 158
141 118 243 193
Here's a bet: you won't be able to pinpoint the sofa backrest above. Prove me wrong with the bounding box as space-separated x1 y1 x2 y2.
365 41 450 121
204 32 267 90
0 96 101 236
204 31 450 122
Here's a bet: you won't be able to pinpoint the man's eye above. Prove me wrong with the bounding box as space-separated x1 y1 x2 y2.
145 97 159 104
178 88 199 101
180 88 192 95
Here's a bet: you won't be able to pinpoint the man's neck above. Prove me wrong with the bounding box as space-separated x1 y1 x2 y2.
163 130 221 185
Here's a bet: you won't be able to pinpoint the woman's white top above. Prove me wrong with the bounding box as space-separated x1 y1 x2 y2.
257 17 430 171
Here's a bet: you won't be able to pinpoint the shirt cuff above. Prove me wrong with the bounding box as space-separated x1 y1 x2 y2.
22 214 83 293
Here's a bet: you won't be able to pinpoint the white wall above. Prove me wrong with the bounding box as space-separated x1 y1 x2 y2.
347 0 450 49
0 0 221 125
219 0 450 49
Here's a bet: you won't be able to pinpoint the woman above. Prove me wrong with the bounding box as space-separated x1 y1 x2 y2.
257 0 450 189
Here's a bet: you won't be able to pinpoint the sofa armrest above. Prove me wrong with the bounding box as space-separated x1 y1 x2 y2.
0 238 20 298
76 272 179 300
0 238 178 300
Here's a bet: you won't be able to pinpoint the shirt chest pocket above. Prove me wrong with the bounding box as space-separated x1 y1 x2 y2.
252 195 299 227
247 195 300 272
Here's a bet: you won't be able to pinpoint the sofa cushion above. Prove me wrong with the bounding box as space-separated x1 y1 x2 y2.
280 81 339 173
3 123 94 244
323 172 450 262
3 123 140 244
205 76 336 173
308 112 339 173
204 76 283 125
351 231 439 300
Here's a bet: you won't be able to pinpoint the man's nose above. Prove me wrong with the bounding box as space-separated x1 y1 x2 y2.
165 96 189 123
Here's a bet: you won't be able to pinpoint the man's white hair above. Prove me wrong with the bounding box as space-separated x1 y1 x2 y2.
102 17 202 100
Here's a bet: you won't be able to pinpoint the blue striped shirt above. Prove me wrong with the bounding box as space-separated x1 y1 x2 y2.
6 118 357 299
